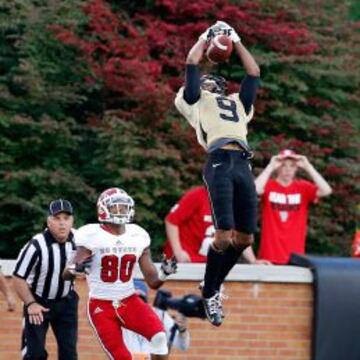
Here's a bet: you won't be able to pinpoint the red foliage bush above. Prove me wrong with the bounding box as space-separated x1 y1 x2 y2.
50 0 318 125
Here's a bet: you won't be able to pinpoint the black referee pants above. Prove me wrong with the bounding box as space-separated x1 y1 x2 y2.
21 290 78 360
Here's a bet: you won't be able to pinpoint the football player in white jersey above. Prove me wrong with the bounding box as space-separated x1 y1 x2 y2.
175 21 260 327
64 188 177 360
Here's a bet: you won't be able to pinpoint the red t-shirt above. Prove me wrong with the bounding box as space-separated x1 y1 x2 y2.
163 186 214 263
258 179 318 264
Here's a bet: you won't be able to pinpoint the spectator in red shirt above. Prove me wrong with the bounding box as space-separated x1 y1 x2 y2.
255 149 332 264
164 186 212 263
163 186 269 265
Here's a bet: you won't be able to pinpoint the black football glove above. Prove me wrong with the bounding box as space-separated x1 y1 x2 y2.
159 255 177 281
68 256 93 276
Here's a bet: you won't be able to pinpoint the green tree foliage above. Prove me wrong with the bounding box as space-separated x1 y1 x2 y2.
88 115 193 253
0 0 96 256
0 0 358 258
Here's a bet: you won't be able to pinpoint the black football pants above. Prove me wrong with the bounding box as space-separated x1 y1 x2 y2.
203 148 257 234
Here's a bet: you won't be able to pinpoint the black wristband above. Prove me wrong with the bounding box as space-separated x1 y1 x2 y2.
25 300 36 309
178 327 187 334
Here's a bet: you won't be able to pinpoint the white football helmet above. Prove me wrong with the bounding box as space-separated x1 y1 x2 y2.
97 188 135 225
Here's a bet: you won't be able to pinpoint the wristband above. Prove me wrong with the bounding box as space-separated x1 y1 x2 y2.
178 327 187 334
25 300 36 309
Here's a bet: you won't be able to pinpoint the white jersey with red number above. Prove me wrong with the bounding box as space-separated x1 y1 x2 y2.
75 223 150 301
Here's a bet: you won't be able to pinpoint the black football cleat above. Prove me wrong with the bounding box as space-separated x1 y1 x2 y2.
199 281 226 320
202 292 223 327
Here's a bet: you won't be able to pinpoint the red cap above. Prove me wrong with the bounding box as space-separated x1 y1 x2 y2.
278 149 298 159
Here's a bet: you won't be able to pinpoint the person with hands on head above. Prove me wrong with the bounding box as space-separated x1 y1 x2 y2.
164 186 214 263
174 20 260 327
255 149 332 264
64 187 177 360
13 199 78 360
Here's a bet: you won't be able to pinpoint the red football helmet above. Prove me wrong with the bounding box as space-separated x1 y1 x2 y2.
97 188 135 225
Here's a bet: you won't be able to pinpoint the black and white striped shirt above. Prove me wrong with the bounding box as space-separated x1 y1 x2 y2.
13 229 76 300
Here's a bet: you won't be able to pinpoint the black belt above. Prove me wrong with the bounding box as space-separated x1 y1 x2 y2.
213 148 254 159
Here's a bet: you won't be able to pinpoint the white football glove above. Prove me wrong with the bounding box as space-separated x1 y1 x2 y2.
159 255 177 281
199 21 229 42
199 25 215 42
213 21 241 43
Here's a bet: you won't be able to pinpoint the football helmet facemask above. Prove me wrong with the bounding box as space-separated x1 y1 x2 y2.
97 188 135 225
200 74 227 94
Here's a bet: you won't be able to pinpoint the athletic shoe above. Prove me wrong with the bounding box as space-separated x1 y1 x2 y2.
202 292 223 327
199 281 227 319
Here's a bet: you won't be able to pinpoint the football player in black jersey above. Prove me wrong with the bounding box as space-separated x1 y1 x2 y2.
175 21 260 326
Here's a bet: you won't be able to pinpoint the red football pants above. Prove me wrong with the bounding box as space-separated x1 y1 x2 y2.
88 294 165 360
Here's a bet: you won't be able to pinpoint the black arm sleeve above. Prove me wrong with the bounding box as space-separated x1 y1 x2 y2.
239 75 260 115
183 64 200 105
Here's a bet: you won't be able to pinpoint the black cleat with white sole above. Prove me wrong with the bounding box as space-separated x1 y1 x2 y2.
199 281 226 320
202 292 223 327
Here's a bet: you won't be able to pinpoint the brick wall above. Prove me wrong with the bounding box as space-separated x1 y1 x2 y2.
0 277 312 360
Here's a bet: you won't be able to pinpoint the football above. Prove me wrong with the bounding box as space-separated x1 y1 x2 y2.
206 35 233 64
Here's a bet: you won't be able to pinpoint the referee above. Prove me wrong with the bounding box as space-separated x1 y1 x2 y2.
13 199 78 360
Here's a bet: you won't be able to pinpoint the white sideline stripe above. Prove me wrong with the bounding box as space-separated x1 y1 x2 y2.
87 300 115 360
213 36 228 51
